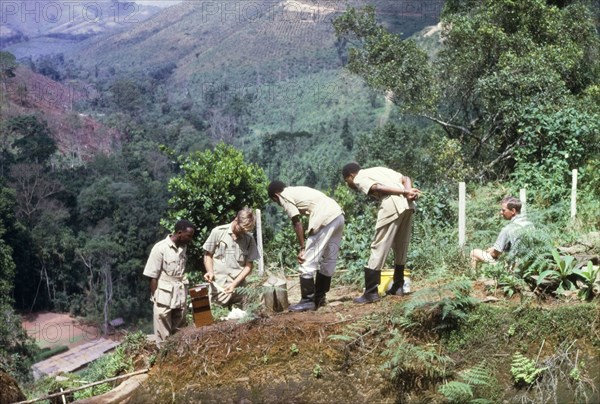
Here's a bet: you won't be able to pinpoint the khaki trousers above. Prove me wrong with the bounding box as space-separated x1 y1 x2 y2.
153 303 186 342
300 214 345 278
367 209 414 271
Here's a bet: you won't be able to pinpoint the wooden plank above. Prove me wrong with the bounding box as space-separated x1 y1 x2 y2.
32 338 120 378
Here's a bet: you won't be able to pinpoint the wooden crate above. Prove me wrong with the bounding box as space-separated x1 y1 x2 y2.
189 284 213 327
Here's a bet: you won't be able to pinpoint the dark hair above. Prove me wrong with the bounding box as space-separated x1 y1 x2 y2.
501 196 522 213
268 180 287 199
174 219 196 233
342 162 361 178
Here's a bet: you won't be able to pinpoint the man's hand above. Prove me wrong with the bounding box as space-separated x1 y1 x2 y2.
223 284 235 294
297 248 305 264
203 272 214 282
405 188 421 201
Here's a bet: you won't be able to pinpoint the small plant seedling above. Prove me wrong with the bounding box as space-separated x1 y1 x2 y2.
313 364 322 379
290 343 299 356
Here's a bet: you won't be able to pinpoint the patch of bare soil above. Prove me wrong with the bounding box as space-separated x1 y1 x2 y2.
22 312 110 350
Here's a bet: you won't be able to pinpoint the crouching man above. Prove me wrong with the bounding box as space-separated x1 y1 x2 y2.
203 208 259 310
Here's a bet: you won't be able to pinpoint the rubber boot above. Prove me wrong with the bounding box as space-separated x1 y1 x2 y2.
353 268 381 304
314 272 332 310
386 265 405 296
288 276 316 312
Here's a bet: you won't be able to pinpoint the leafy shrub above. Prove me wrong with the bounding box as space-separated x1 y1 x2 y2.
512 107 600 207
164 143 269 266
573 261 600 301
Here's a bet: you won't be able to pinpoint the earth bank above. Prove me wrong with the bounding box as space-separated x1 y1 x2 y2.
127 283 600 404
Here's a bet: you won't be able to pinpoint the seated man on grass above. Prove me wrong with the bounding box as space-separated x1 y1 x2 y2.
470 196 533 268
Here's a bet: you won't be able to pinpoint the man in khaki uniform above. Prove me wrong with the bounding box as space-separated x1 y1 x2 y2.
143 219 196 342
268 181 345 311
203 208 259 309
342 162 420 303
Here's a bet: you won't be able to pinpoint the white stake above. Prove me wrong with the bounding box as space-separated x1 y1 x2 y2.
519 188 527 215
256 209 265 275
571 169 578 218
459 182 466 248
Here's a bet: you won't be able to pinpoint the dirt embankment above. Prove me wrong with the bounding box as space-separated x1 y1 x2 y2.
127 282 600 404
130 286 399 403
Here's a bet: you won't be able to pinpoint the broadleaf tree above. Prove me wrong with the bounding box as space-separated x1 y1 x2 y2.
334 0 600 174
164 143 269 267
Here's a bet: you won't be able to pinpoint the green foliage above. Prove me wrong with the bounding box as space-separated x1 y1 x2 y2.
333 6 435 112
354 123 472 186
536 250 578 296
0 304 40 383
512 107 600 206
335 0 600 174
510 352 547 386
2 115 57 165
74 331 148 399
0 51 17 79
402 278 480 334
290 343 299 356
438 361 495 403
165 143 269 263
382 330 453 392
33 345 69 362
312 363 322 379
572 261 600 301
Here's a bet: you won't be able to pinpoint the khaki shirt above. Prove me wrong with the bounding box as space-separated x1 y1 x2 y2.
143 235 188 309
353 167 415 228
203 224 259 278
279 186 343 234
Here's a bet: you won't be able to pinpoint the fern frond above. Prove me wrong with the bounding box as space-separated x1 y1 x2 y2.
438 380 473 402
459 361 493 387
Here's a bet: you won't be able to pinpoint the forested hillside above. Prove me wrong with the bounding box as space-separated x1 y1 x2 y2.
1 0 599 401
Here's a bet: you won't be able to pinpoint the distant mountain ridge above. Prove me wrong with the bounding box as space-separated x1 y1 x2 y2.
2 0 443 172
0 1 161 57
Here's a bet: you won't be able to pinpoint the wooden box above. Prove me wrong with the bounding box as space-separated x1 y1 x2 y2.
189 284 213 327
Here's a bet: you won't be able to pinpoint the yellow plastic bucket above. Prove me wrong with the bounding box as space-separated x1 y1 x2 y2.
378 269 411 296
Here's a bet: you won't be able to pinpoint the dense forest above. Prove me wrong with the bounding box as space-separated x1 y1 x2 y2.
1 0 599 399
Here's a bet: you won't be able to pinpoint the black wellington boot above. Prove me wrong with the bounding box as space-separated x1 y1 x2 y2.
386 265 405 296
288 276 316 312
314 272 332 310
353 268 381 304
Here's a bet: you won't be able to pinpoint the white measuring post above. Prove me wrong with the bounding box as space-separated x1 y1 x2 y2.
459 182 466 249
519 188 527 215
571 169 578 218
256 208 265 275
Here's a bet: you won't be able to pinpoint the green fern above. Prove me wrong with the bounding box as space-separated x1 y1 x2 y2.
382 330 453 389
438 361 495 403
402 278 479 333
439 381 473 402
459 361 494 387
511 352 547 386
